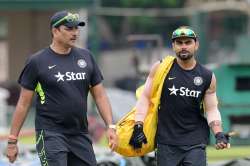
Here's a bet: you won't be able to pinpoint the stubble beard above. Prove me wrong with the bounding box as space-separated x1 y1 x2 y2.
177 52 194 61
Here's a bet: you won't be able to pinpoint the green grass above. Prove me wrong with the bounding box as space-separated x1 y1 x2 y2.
19 135 35 144
207 145 250 162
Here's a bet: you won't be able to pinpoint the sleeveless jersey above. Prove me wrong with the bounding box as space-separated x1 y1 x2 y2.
157 59 212 145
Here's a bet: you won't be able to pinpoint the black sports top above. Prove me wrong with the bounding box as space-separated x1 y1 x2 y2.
18 47 103 134
157 59 212 145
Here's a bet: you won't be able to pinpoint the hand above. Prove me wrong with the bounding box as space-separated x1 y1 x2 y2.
6 142 19 163
129 123 147 149
215 132 230 150
107 128 118 151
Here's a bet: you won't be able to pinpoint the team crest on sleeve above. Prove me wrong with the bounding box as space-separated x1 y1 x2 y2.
194 76 203 86
77 59 87 68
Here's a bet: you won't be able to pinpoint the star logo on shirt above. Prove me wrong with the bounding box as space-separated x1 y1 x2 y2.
168 85 179 96
55 72 65 82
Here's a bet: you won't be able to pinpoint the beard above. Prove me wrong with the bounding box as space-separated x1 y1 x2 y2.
176 51 193 61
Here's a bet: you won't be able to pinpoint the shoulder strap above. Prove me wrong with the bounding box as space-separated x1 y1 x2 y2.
135 56 175 99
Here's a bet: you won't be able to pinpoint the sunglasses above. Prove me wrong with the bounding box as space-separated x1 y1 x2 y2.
52 13 80 27
172 28 197 39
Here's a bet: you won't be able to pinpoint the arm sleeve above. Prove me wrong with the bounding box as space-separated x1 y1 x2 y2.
18 56 39 90
135 61 160 122
205 92 222 124
203 73 222 124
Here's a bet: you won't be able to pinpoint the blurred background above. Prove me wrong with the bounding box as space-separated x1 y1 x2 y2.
0 0 250 165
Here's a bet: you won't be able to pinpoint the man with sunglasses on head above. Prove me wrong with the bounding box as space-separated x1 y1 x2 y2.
6 10 117 166
129 26 230 166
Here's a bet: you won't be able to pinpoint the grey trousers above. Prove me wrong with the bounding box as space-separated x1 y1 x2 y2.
157 143 207 166
36 130 97 166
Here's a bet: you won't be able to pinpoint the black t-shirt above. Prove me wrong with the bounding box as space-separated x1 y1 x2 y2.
18 47 103 134
157 59 212 145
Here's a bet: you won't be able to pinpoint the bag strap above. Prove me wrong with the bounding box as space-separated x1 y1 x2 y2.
151 56 175 98
135 56 175 103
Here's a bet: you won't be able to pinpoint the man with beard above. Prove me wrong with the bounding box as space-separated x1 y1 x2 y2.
129 26 230 166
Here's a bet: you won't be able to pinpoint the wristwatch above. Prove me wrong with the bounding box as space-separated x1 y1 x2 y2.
108 124 116 130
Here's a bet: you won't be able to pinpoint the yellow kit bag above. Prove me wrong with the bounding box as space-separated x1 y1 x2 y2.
113 56 175 157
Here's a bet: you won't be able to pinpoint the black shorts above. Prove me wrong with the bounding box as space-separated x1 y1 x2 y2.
36 130 97 166
156 143 207 166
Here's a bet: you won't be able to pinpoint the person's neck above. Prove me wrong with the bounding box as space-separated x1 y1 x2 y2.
176 58 196 70
50 42 72 55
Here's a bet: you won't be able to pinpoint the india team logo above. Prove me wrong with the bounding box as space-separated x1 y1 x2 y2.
194 76 203 86
77 59 87 68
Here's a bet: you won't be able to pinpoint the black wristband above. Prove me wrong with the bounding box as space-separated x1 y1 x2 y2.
8 140 17 145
